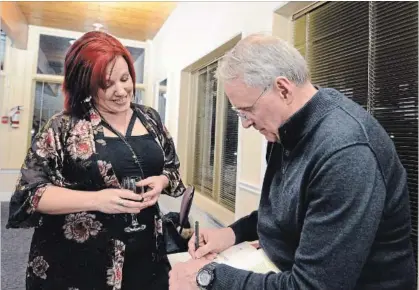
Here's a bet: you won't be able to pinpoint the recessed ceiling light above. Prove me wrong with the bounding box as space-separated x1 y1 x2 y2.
93 23 104 31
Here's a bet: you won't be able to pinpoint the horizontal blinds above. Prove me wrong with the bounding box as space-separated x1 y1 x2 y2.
370 1 418 268
307 1 370 109
219 99 238 212
193 63 218 197
295 1 418 269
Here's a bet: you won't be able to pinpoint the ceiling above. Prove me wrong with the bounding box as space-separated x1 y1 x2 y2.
17 2 177 41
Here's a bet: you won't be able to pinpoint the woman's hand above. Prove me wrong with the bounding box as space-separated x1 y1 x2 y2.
135 175 169 210
93 188 144 214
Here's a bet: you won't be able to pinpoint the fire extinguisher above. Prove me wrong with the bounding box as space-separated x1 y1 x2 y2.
8 106 23 128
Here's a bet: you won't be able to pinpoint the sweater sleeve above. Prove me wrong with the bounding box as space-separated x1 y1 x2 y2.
211 145 386 290
229 210 259 244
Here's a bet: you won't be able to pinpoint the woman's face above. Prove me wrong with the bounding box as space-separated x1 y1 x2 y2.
95 56 134 114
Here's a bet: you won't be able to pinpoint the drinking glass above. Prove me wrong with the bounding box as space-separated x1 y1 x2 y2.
121 176 146 233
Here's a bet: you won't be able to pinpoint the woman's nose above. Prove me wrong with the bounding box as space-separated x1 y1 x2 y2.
114 82 127 96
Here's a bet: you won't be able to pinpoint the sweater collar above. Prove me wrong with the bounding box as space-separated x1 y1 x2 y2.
278 87 342 150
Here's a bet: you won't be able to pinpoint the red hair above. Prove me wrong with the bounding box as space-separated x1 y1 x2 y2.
63 31 136 116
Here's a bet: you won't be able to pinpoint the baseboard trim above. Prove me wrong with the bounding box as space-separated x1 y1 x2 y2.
238 181 261 196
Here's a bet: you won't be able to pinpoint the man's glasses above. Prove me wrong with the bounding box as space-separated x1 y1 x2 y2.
231 85 269 121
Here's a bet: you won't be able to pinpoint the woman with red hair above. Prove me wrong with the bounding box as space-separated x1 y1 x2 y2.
6 31 185 290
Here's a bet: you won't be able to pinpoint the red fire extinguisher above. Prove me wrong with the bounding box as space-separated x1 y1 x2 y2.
8 106 23 128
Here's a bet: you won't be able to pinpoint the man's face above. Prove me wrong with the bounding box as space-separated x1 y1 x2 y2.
225 79 287 142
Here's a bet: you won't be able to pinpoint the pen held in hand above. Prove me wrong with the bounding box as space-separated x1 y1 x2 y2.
195 221 200 251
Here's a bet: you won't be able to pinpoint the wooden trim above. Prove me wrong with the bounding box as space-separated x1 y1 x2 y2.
0 2 28 49
238 181 261 196
213 60 227 203
183 33 242 73
292 2 328 20
33 74 64 84
135 83 146 90
275 1 318 17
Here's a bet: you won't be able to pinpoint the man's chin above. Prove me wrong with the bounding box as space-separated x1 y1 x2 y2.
262 132 278 142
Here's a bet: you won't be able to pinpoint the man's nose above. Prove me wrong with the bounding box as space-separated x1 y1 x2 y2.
241 118 253 128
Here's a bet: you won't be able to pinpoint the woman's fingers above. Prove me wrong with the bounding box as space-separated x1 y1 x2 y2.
118 189 143 202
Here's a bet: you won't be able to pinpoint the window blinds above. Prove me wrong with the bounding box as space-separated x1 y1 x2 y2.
219 99 238 212
294 1 418 268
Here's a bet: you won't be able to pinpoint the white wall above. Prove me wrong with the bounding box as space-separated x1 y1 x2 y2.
152 1 286 144
151 2 286 221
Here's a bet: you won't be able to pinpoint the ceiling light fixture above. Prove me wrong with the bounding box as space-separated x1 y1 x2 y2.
93 23 104 31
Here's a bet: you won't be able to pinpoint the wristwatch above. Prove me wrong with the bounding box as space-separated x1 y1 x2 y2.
196 262 217 289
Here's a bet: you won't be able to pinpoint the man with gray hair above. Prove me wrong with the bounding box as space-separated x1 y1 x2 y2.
169 34 416 290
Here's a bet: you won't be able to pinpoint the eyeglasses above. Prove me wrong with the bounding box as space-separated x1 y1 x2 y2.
231 85 269 121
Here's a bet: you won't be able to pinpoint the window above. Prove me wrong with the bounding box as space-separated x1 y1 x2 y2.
134 88 144 105
31 82 64 141
191 60 238 212
126 46 145 84
37 35 76 76
0 30 6 110
0 30 6 71
294 0 418 268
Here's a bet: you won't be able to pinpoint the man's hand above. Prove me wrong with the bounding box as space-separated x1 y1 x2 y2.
169 258 212 290
188 227 236 259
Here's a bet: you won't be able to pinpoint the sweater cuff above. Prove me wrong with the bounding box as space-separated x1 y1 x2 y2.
211 263 252 289
228 223 245 245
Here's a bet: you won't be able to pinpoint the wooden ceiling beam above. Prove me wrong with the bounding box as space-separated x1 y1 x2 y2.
0 2 29 49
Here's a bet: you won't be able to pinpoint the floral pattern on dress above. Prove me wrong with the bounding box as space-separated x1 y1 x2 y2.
36 128 57 159
63 212 102 243
67 120 95 160
28 256 49 279
98 160 119 187
26 186 47 214
106 240 125 290
7 103 185 289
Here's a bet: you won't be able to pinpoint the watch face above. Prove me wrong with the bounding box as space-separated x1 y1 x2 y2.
197 270 212 286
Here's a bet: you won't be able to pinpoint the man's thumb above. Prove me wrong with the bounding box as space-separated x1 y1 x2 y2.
195 244 211 259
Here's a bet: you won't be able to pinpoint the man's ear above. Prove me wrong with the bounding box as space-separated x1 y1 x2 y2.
274 77 293 105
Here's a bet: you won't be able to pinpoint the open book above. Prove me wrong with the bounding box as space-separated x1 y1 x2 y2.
167 242 280 274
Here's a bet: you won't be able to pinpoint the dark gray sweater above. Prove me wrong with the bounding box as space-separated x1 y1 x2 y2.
212 88 416 289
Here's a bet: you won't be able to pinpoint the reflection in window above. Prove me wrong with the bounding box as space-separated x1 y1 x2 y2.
32 82 64 141
158 91 167 125
0 30 6 71
158 79 167 125
0 75 5 108
37 35 75 76
134 88 144 105
126 46 145 84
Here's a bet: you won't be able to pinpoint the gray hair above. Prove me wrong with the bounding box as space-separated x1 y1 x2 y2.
217 33 310 88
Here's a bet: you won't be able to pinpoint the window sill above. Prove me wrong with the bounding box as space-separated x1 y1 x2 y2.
193 190 235 227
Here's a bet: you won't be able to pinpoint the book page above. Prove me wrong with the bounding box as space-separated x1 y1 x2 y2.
168 242 280 274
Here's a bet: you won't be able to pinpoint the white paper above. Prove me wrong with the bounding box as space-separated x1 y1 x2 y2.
167 242 280 274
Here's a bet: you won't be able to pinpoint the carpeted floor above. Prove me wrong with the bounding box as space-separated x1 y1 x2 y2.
1 202 33 290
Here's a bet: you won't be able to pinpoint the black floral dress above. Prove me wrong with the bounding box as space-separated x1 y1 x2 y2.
6 103 185 290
